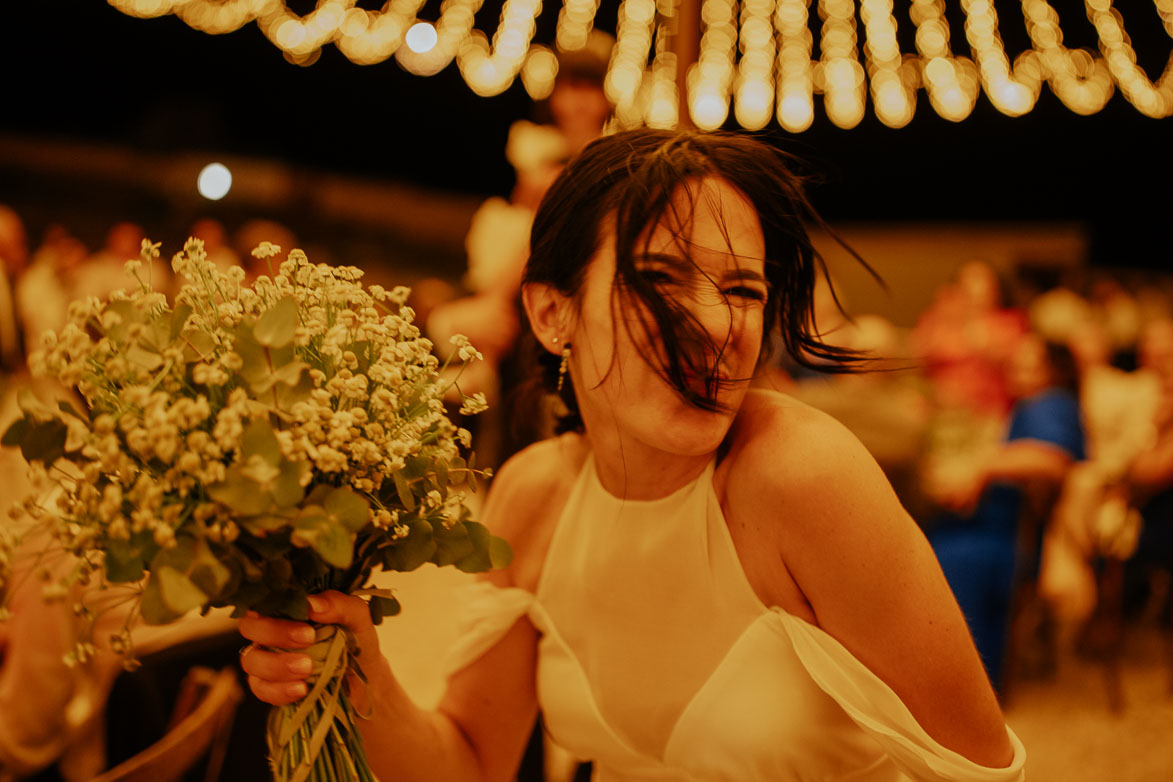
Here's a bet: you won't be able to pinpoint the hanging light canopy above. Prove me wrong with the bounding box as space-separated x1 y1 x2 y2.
107 0 1173 128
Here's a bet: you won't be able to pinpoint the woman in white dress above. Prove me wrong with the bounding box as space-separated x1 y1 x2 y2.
240 130 1025 781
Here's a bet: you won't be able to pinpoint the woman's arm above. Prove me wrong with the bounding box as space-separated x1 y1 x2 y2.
240 438 576 782
726 397 1014 768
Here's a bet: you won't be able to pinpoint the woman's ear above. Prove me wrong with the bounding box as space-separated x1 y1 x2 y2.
523 282 569 355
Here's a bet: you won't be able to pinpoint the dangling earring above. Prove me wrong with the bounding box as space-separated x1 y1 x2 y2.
557 342 572 393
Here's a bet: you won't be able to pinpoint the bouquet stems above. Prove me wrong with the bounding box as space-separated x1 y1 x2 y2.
267 624 376 782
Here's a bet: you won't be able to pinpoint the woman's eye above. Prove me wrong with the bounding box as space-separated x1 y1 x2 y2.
725 285 767 303
637 269 675 286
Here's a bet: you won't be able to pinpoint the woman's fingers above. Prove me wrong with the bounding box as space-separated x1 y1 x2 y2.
247 674 308 706
306 591 380 648
238 612 317 648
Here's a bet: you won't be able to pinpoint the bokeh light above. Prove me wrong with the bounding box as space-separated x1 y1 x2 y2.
197 163 233 201
405 22 439 54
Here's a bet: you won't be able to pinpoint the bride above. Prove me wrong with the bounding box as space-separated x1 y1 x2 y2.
239 129 1025 781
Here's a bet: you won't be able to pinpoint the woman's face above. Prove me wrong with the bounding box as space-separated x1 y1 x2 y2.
566 178 769 457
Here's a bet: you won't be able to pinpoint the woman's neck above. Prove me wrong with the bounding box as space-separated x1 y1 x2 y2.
585 428 715 501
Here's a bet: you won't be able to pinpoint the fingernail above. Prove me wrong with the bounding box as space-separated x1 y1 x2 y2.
289 656 312 675
307 595 328 613
286 682 307 699
292 626 315 645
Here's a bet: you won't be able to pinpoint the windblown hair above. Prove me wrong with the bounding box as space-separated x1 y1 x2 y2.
521 128 874 433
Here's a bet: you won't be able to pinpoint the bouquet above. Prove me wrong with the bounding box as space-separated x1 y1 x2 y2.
0 238 509 782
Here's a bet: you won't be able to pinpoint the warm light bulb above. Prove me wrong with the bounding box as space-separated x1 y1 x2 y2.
197 163 232 201
405 22 438 54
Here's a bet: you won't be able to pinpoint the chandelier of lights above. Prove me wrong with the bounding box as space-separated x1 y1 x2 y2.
108 0 1173 129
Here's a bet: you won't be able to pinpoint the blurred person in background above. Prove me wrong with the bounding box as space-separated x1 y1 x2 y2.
0 207 29 372
1038 314 1159 640
72 222 153 302
15 227 87 359
926 332 1084 693
1122 318 1173 624
911 261 1027 421
426 34 614 466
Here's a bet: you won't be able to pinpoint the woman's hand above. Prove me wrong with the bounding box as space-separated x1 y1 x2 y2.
238 591 386 708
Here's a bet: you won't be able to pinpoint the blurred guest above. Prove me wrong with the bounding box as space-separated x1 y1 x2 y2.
1122 318 1173 620
911 261 1027 420
1040 317 1159 634
927 333 1085 692
426 35 613 465
72 222 150 302
0 206 29 371
15 227 86 358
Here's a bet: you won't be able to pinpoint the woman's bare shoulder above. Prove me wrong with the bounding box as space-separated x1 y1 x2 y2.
479 433 589 590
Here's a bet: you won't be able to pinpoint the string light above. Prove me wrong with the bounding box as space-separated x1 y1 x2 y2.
1085 0 1173 117
817 0 866 129
607 0 657 127
108 0 1173 126
774 0 815 132
860 0 914 128
556 0 601 51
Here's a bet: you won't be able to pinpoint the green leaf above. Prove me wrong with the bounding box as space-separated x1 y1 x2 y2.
432 520 474 568
180 327 216 363
242 418 281 465
393 471 416 512
449 456 467 486
140 576 184 625
272 459 308 508
20 419 67 465
489 535 513 570
403 456 430 479
254 297 298 348
325 488 370 533
170 303 194 340
155 565 208 615
206 465 273 516
125 343 163 372
311 524 353 569
454 521 492 573
188 539 232 601
104 538 145 583
368 594 401 625
381 519 435 572
435 460 450 494
254 360 308 393
1 417 29 447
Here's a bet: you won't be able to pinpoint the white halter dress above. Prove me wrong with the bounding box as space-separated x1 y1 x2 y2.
444 455 1027 782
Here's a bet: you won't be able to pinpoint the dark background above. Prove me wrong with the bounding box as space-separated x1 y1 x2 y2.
1 0 1169 267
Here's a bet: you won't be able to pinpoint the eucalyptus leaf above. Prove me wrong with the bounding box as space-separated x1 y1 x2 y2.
207 465 273 516
103 538 145 583
489 535 514 569
241 418 282 465
403 456 430 479
126 343 163 372
1 417 28 447
155 565 208 615
140 576 184 625
325 488 370 533
393 472 416 512
454 521 492 573
368 594 401 626
431 520 473 568
180 327 216 363
381 519 435 572
272 459 309 508
19 419 67 465
189 539 232 600
310 523 353 569
57 401 85 420
170 303 194 340
255 297 298 348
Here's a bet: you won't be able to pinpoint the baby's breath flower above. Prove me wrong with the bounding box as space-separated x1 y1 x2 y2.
251 241 281 260
459 392 489 416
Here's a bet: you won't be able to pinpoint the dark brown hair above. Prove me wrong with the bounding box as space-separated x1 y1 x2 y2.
522 128 872 433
